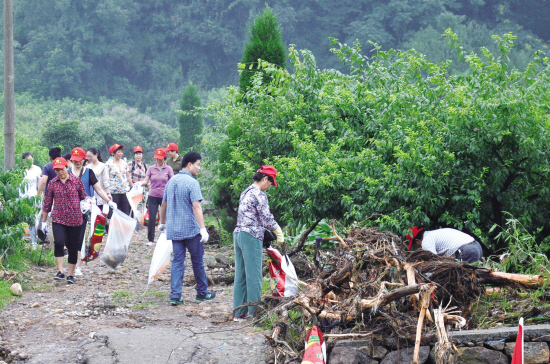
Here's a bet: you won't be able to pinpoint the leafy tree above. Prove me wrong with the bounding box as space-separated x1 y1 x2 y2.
204 31 550 253
239 5 286 95
178 83 203 151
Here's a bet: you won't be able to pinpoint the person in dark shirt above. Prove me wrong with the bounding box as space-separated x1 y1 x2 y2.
37 147 62 195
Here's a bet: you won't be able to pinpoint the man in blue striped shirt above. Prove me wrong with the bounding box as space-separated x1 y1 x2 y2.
159 151 216 305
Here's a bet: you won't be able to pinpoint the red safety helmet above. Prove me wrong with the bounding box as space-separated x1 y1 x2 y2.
70 147 87 162
257 165 278 187
406 227 424 250
166 143 179 152
109 144 124 154
154 148 167 159
52 157 68 169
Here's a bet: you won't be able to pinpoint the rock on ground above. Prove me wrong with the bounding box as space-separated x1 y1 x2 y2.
505 342 550 364
456 346 508 364
379 346 430 364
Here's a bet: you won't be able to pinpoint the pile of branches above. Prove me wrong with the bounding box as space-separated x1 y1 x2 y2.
260 225 533 363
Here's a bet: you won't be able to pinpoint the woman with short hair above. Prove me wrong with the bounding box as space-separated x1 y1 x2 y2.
69 147 112 276
105 144 132 216
232 165 284 321
141 148 174 243
41 157 87 284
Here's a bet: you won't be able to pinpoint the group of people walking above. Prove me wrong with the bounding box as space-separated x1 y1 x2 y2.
22 142 482 322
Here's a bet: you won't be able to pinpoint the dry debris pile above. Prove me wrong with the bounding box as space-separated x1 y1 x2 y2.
261 226 532 363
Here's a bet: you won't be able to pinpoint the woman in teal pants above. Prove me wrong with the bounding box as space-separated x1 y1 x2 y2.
232 165 284 321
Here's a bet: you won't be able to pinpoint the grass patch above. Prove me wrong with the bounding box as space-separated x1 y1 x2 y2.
133 301 157 309
2 244 55 272
112 291 133 298
469 288 550 329
0 280 16 309
262 277 271 296
145 290 168 298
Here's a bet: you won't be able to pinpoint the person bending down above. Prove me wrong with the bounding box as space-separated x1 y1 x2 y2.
406 226 483 263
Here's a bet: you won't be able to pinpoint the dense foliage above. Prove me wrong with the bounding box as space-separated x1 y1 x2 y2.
7 96 178 164
239 6 286 94
178 84 203 151
205 31 550 252
1 0 548 125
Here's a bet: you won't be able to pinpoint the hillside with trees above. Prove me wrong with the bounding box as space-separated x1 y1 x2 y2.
0 0 548 126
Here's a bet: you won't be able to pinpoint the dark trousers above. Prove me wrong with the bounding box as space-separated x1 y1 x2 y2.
170 234 208 300
455 241 483 263
146 196 162 242
111 193 131 216
52 222 81 264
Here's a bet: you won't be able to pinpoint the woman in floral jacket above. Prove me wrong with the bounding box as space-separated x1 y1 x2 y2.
232 165 284 321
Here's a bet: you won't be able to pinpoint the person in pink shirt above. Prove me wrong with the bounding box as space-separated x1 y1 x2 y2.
141 148 174 242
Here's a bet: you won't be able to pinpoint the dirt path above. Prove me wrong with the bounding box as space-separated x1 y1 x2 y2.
0 228 267 363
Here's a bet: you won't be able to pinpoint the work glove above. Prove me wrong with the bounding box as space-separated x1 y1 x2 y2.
108 201 118 211
200 228 209 243
272 226 284 244
40 222 49 235
158 224 166 233
80 198 93 214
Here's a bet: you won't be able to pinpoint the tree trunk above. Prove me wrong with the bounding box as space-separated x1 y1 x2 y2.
3 0 15 170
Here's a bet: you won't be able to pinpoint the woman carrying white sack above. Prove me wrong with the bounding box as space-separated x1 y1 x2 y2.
19 152 42 250
232 165 284 321
68 147 113 276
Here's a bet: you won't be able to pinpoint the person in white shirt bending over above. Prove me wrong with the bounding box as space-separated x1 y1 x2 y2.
406 226 483 263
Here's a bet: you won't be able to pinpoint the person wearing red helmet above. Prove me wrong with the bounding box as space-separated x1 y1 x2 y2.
41 157 88 284
105 144 132 216
406 226 483 263
165 142 183 174
128 146 148 188
232 165 284 321
141 148 174 243
69 147 112 276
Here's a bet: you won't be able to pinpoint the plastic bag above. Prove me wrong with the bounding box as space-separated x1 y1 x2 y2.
81 204 107 262
148 233 173 284
267 247 299 297
127 183 144 218
301 326 326 364
143 209 159 227
100 209 137 269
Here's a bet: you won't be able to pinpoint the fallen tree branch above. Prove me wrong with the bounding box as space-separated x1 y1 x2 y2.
331 220 352 251
289 218 322 256
361 283 428 310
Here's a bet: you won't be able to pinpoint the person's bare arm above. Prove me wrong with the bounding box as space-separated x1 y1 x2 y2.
160 201 167 224
37 175 48 196
42 210 48 223
141 175 150 187
192 201 205 229
93 184 111 203
126 170 134 189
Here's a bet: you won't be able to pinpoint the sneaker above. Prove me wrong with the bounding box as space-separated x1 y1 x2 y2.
75 266 83 276
170 298 185 306
54 272 65 280
195 291 216 302
67 276 76 284
233 313 251 322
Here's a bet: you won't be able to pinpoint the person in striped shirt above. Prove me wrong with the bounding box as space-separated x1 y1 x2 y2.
406 226 483 263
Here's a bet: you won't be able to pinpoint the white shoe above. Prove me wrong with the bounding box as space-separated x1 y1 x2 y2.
75 267 83 276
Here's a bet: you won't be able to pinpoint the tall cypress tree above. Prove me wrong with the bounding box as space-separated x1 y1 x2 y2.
239 5 286 94
178 83 203 151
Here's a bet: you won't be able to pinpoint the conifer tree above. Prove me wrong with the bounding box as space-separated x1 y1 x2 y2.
178 83 203 151
239 5 286 94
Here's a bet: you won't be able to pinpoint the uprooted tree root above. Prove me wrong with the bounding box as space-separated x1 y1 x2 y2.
258 226 533 364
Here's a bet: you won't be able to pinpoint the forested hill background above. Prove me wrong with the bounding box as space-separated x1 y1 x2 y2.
1 0 549 126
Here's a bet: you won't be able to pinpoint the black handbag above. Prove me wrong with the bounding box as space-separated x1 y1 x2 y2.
263 229 276 249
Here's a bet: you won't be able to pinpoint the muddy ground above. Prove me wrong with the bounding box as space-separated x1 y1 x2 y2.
0 227 267 363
